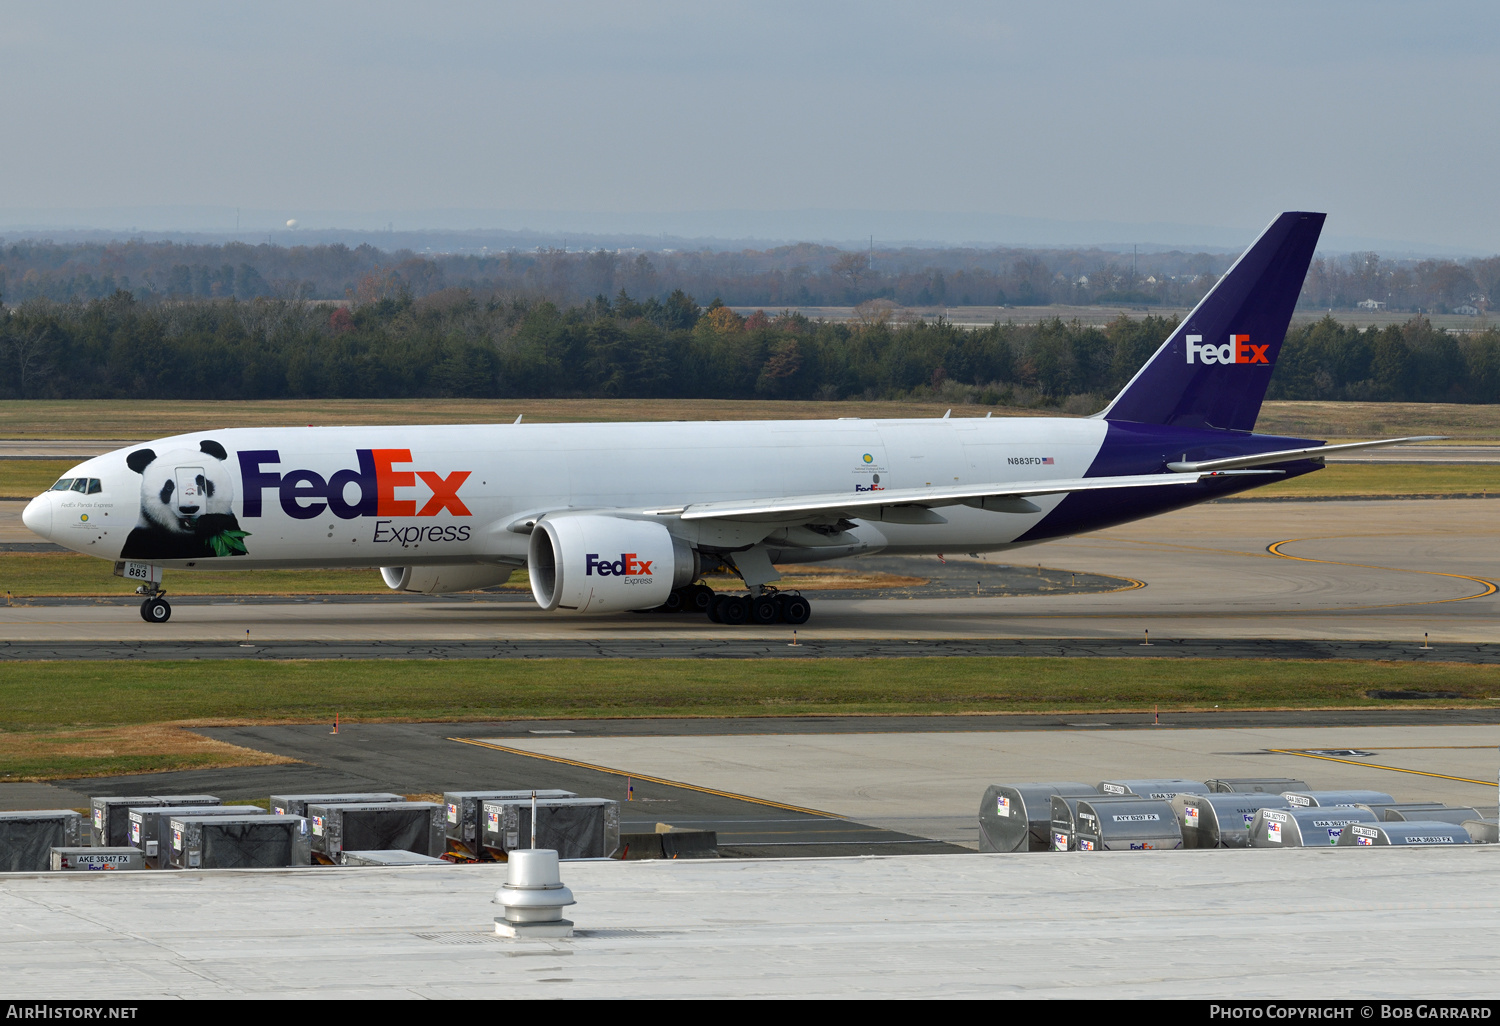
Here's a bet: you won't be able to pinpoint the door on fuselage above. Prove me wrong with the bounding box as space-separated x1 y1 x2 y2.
174 466 206 515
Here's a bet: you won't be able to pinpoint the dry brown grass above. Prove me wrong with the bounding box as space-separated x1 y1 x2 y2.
703 565 928 591
4 398 1498 442
0 398 1005 438
0 723 299 782
1257 401 1500 440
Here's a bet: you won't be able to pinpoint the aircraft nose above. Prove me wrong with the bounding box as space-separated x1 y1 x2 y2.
21 493 52 538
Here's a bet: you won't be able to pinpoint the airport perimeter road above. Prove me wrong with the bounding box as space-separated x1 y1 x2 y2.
1325 443 1500 463
0 439 139 461
2 498 1497 644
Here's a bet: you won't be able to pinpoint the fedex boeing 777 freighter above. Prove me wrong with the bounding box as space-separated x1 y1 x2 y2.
21 212 1435 625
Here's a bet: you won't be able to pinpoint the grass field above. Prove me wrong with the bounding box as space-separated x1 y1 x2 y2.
2 459 79 497
1255 401 1500 441
2 657 1497 780
1250 463 1499 498
2 398 1499 441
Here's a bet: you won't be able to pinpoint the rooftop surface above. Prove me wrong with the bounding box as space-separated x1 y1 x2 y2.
3 847 1496 999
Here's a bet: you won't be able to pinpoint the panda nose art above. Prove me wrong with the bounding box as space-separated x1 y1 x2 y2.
22 493 53 539
178 505 200 515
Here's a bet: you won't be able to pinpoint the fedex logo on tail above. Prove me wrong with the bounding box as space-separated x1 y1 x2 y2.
1186 334 1270 365
586 553 653 577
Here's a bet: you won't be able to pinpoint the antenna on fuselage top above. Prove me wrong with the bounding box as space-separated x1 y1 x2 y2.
514 414 523 424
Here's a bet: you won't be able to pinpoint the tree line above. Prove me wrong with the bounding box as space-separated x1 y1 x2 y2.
2 235 1494 315
3 288 1499 408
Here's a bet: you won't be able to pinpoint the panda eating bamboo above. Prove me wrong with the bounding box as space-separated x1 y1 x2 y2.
121 440 250 560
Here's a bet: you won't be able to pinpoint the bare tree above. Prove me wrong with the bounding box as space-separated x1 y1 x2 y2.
832 252 870 289
2 326 53 398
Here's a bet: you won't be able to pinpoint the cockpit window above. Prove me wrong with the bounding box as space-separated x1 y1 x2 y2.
70 478 89 493
51 478 75 491
87 478 102 494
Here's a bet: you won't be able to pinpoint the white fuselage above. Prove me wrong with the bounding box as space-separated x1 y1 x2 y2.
27 415 1112 570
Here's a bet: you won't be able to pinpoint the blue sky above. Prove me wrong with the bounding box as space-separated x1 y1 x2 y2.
2 2 1497 251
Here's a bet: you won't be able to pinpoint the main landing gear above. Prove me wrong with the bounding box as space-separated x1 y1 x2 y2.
648 585 810 626
705 591 810 626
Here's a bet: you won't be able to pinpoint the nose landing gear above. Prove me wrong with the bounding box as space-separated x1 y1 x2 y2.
140 596 172 623
135 579 171 623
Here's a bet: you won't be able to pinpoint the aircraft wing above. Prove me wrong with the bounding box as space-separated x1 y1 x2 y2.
644 470 1273 525
1165 435 1447 473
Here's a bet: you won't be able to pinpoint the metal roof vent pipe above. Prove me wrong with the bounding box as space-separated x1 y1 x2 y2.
495 848 576 939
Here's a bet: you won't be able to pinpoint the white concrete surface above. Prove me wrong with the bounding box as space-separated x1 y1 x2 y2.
494 726 1500 848
2 849 1497 998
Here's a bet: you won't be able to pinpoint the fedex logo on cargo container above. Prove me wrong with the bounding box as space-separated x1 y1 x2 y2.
586 553 653 577
237 449 471 520
1185 334 1269 365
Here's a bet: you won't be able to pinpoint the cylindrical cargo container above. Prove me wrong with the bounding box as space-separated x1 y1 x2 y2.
1338 821 1471 847
269 792 403 817
978 783 1095 853
1249 806 1379 847
1381 806 1482 825
129 805 267 868
1462 820 1498 844
1206 778 1309 794
1075 799 1182 851
1173 794 1292 848
1281 790 1394 809
1096 779 1210 800
167 815 312 869
442 790 576 854
307 802 444 858
342 849 449 866
90 795 220 848
51 847 145 871
0 811 85 872
1050 794 1157 852
1357 802 1447 820
480 798 621 860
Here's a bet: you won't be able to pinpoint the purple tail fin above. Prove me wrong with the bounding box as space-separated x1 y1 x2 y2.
1100 211 1324 432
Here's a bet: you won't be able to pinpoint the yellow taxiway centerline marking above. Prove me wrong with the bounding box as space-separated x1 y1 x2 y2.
1266 538 1498 606
1268 748 1494 786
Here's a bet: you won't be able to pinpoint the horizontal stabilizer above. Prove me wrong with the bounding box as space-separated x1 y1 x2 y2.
1166 436 1447 473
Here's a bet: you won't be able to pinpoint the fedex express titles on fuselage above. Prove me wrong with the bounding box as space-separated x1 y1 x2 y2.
22 211 1437 624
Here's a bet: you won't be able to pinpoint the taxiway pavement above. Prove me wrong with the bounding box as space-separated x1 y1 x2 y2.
3 498 1497 644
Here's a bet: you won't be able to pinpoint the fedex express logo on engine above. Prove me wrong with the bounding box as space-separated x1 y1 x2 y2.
586 553 653 577
238 449 470 519
1186 334 1269 365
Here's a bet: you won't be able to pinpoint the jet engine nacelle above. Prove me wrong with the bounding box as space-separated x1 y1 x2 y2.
528 514 697 613
380 564 517 595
